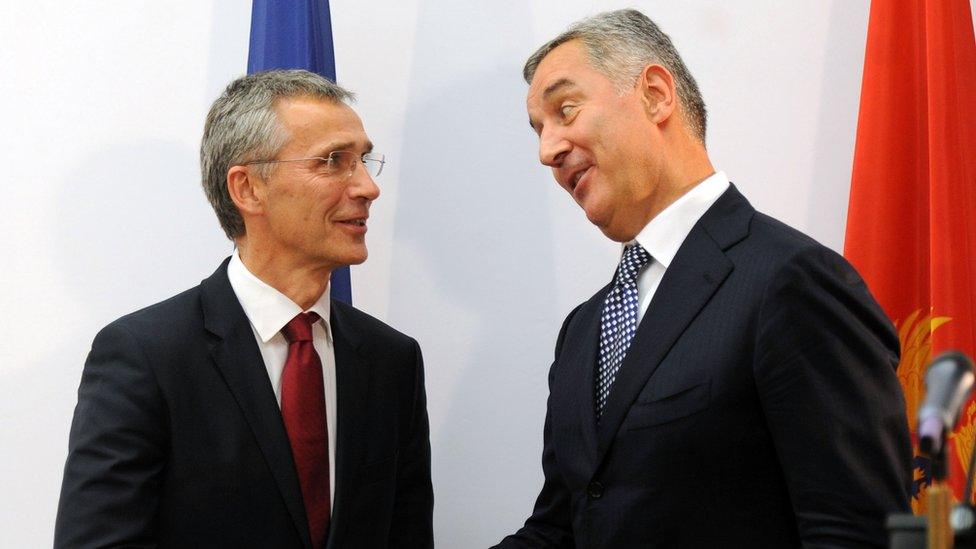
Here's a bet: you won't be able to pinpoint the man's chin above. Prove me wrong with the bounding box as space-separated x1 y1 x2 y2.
319 247 368 271
344 248 369 266
583 203 605 226
583 208 623 241
591 217 638 243
598 226 634 243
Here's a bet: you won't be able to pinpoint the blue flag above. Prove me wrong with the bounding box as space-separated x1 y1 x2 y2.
247 0 352 304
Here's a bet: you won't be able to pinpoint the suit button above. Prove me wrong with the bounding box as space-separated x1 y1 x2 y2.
587 481 603 499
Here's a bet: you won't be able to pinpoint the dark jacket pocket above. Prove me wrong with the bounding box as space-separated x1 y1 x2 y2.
625 379 710 430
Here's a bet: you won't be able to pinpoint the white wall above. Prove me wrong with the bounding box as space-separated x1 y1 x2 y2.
1 1 875 546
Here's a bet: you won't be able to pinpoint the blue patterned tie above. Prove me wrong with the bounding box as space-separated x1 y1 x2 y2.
596 243 652 420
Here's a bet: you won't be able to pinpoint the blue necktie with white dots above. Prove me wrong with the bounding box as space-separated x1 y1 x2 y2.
596 243 651 420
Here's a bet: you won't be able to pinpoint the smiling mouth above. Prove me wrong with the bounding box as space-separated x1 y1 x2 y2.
338 218 367 227
570 167 591 192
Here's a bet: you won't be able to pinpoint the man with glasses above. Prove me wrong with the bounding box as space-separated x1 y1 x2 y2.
55 70 433 549
495 9 910 548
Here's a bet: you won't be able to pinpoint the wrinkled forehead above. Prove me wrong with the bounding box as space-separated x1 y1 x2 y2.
274 96 372 150
273 94 358 121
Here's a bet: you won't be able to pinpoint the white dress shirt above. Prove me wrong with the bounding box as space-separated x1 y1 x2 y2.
628 171 731 323
227 250 337 508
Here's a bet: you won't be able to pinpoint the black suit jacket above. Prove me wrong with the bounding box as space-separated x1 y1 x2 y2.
497 186 911 548
55 259 433 548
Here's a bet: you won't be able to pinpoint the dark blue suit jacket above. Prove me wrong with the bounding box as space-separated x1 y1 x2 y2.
498 186 911 548
55 259 433 548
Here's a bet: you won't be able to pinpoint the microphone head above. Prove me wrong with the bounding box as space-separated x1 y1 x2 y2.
918 416 944 456
918 351 976 457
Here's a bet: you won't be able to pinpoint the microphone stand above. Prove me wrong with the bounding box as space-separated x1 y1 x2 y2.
886 441 972 549
928 443 953 549
950 442 976 542
962 442 976 517
887 350 976 548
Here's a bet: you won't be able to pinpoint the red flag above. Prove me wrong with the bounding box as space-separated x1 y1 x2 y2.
845 0 976 510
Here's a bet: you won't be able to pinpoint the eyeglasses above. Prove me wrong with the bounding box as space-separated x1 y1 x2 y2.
245 151 386 179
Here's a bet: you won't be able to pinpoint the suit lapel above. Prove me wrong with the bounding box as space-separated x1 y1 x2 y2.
593 185 752 466
200 260 312 549
325 302 372 549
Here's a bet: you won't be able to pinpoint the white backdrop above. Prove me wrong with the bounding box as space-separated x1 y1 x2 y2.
0 1 914 546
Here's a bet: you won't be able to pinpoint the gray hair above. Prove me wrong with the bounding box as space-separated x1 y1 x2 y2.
200 69 355 240
523 9 706 143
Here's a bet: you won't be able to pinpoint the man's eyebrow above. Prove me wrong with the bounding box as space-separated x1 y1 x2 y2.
318 140 373 155
542 78 577 101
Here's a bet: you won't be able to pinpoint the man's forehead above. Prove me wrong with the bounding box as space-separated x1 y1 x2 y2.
274 97 371 150
280 98 364 132
275 95 356 118
530 41 587 81
542 78 580 100
528 43 599 103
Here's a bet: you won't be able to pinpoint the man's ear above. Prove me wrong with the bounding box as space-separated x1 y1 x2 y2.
227 165 265 217
639 64 677 124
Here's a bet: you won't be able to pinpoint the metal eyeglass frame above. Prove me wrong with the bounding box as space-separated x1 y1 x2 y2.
244 151 385 178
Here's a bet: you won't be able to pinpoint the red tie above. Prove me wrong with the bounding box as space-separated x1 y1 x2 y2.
281 312 330 548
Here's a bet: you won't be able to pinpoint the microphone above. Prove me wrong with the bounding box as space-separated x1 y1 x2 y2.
918 351 976 458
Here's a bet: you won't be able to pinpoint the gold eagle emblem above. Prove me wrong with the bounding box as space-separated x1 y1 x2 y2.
895 309 952 514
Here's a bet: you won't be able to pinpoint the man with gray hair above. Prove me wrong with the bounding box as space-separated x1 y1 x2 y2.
496 9 910 547
55 70 433 548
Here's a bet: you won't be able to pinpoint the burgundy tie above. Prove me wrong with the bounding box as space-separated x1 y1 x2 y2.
281 312 330 548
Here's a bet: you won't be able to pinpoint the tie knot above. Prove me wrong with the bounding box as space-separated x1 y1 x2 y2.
616 243 651 284
281 312 321 343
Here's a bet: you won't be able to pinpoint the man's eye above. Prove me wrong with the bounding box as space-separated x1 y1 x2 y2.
331 152 351 166
560 104 576 117
316 156 340 174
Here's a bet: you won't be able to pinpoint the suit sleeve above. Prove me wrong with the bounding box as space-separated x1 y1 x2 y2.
493 306 581 549
54 321 167 549
754 245 912 548
388 339 435 548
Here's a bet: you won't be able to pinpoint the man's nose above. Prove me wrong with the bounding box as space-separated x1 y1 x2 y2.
539 128 570 167
349 163 381 201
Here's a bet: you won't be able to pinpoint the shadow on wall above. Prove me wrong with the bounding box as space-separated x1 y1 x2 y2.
50 0 250 326
387 1 562 546
49 141 230 327
12 6 249 548
28 140 229 545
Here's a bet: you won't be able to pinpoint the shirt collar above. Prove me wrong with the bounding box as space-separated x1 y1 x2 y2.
627 171 730 268
227 249 332 343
